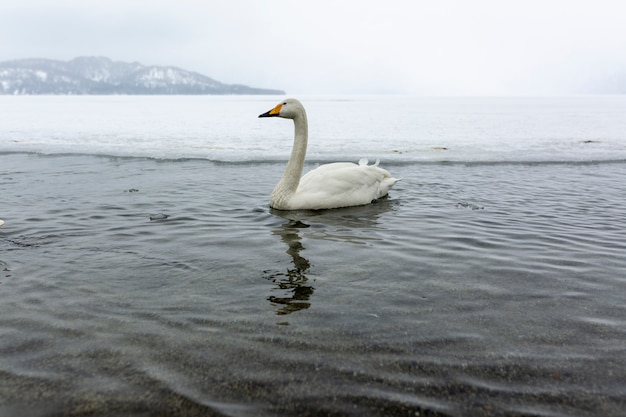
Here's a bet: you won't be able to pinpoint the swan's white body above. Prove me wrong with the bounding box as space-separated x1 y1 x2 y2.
0 219 4 228
259 99 398 210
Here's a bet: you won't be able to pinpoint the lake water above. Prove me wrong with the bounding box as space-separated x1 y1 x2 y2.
1 95 625 416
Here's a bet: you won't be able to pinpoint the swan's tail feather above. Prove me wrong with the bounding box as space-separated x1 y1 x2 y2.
377 176 400 199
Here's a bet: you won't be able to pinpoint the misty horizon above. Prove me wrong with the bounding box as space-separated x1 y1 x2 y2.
2 55 626 97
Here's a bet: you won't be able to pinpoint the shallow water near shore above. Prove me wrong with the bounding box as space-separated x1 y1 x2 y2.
1 153 625 416
1 95 626 416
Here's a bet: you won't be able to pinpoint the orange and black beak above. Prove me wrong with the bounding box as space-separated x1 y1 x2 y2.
258 103 283 118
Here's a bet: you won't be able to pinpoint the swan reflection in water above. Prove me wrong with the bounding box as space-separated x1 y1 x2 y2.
265 219 313 315
265 198 396 315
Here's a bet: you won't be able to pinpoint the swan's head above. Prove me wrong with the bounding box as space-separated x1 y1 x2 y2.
259 98 304 120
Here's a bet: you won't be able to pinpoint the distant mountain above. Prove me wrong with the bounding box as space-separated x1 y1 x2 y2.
0 57 285 95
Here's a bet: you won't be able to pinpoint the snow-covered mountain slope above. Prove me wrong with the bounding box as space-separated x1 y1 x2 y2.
0 57 284 95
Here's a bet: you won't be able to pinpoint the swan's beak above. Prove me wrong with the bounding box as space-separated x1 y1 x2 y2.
258 103 282 118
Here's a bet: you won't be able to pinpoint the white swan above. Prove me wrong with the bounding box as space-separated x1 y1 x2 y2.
0 219 4 228
259 98 398 210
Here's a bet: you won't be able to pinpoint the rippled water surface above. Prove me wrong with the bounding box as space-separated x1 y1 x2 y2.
1 153 625 416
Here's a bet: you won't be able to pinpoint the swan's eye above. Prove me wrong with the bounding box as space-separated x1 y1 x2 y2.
282 102 287 106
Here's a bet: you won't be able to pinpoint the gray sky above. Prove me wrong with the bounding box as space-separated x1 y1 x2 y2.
1 0 625 95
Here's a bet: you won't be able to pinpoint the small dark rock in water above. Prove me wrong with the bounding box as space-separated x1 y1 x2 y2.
456 201 484 210
125 188 139 193
149 213 169 221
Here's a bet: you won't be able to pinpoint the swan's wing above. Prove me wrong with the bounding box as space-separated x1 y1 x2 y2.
290 162 398 210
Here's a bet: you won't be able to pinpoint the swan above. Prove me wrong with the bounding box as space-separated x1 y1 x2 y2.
259 98 398 210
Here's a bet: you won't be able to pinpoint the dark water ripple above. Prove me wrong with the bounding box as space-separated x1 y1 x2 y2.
1 154 625 416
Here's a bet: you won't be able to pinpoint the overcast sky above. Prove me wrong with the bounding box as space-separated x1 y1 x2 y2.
1 0 625 95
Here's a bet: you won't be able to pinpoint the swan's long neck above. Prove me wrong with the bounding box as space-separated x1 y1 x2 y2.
271 110 308 206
